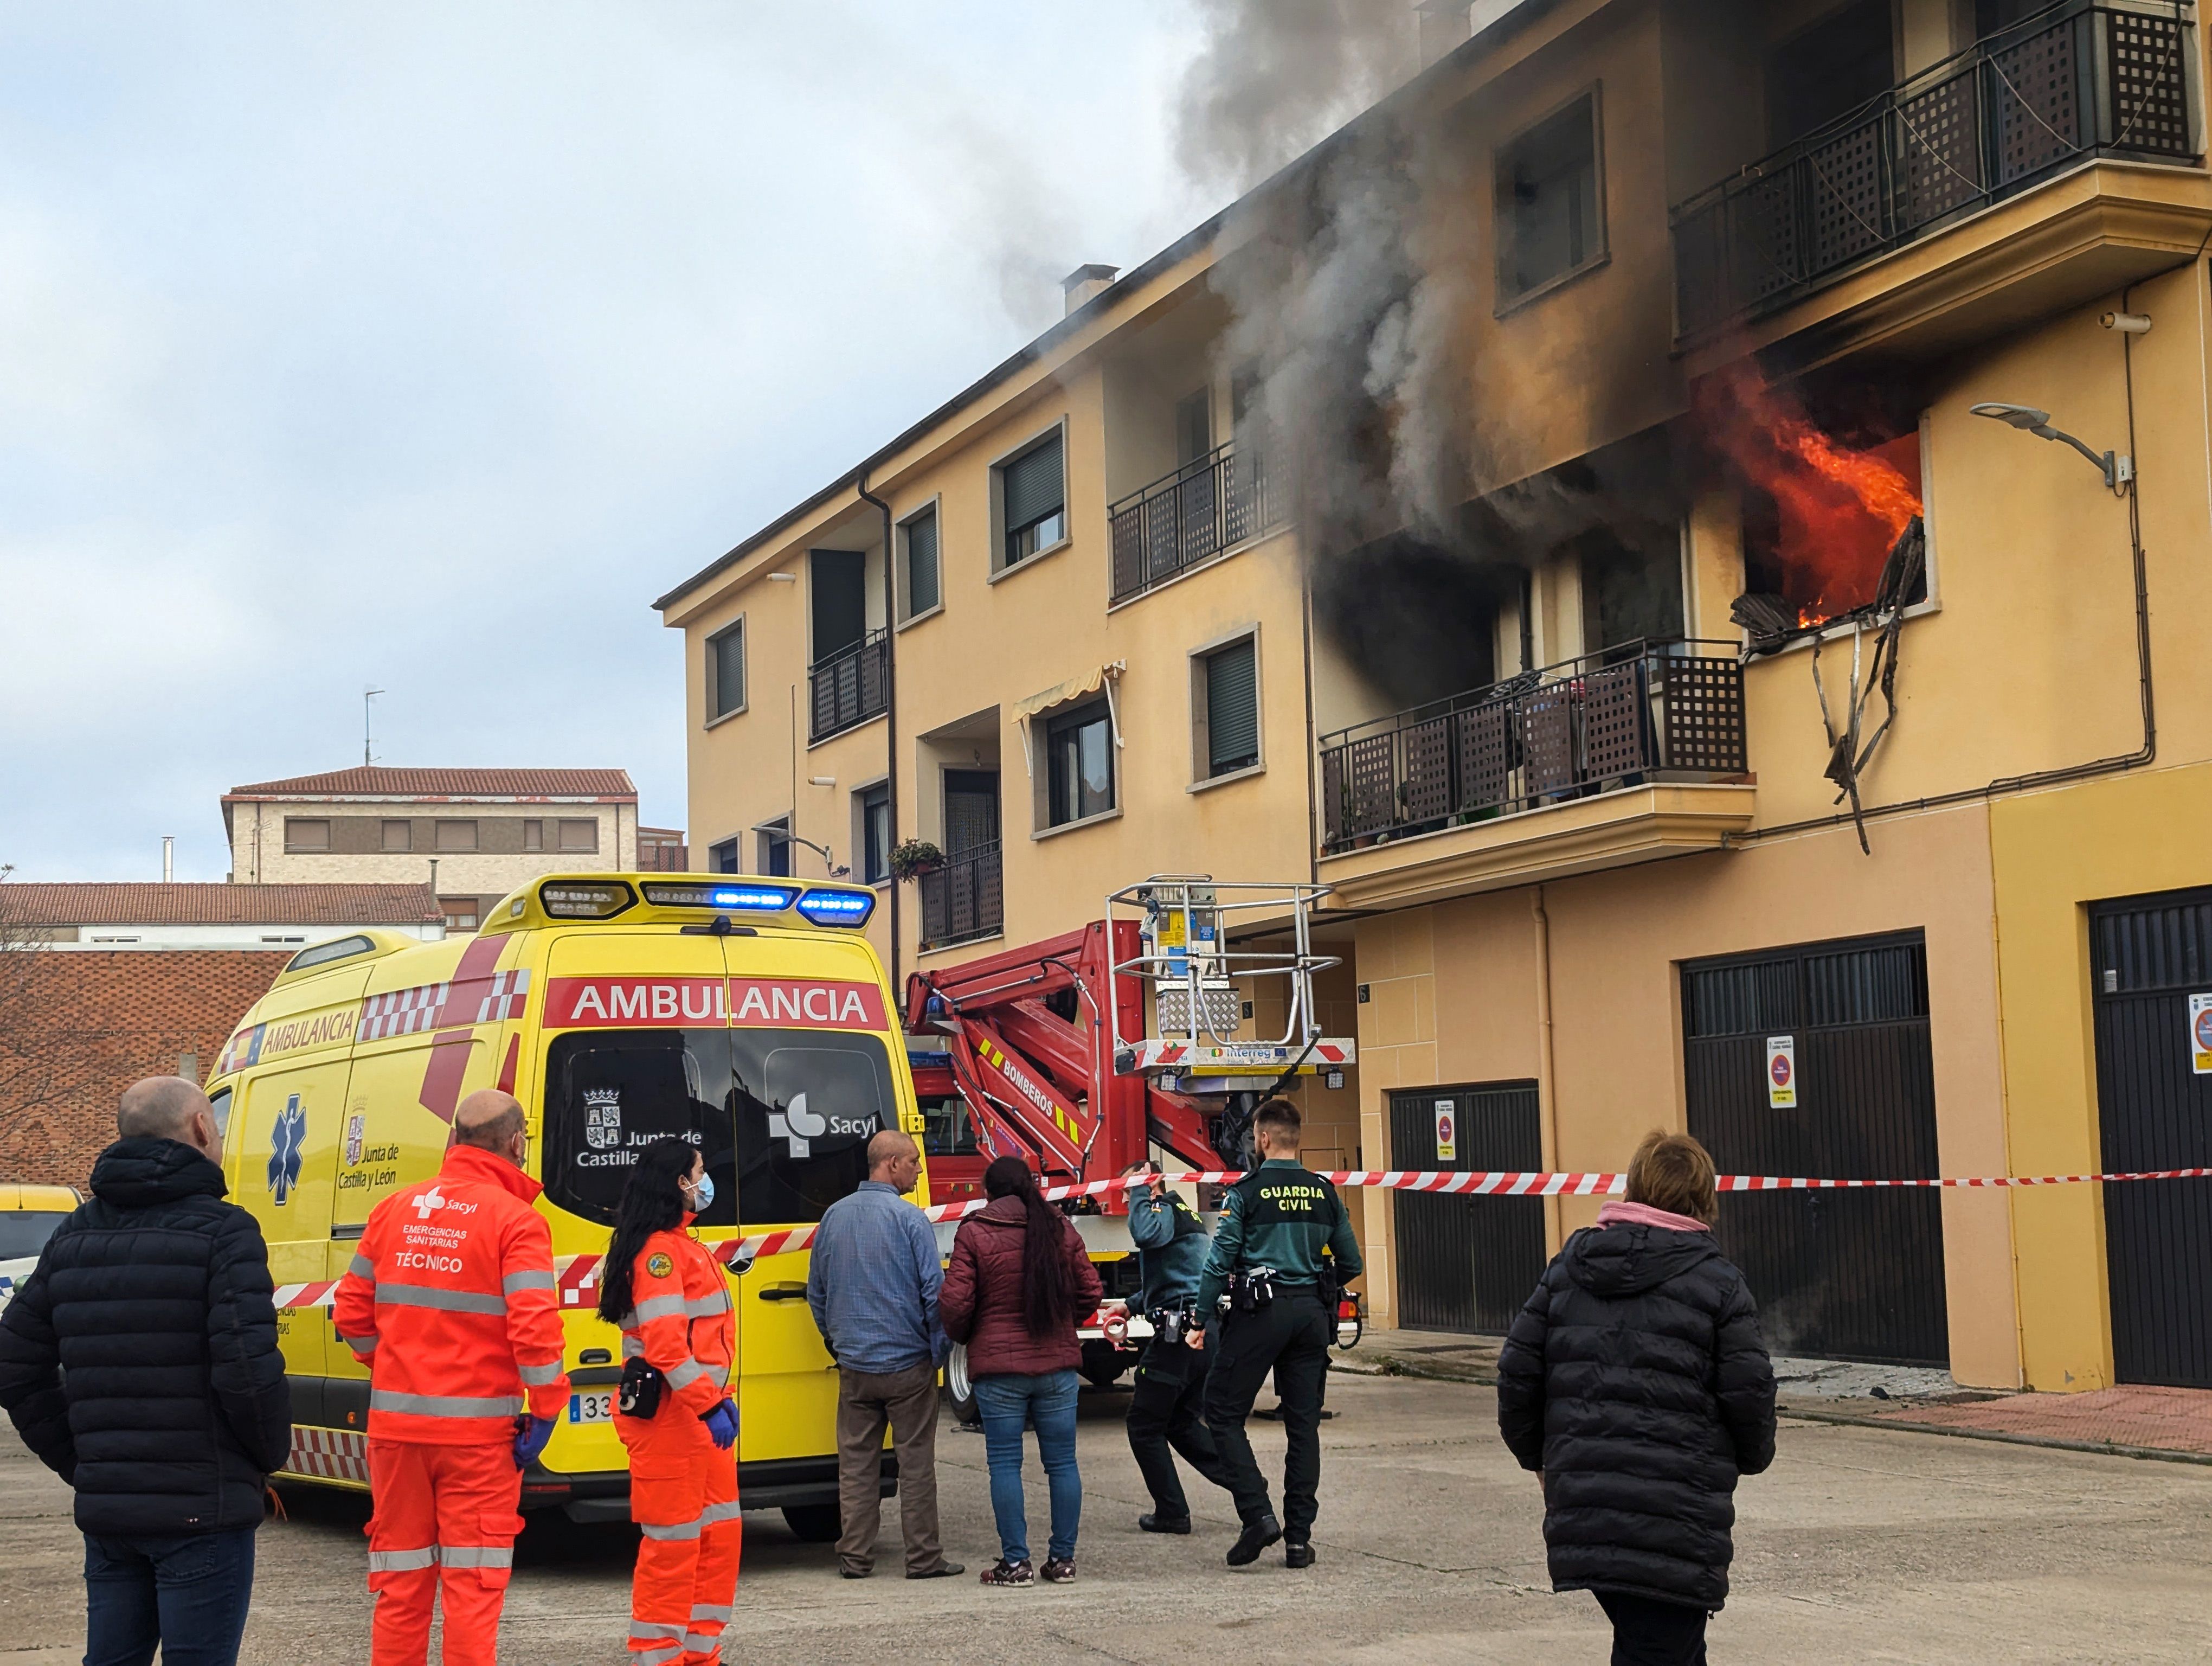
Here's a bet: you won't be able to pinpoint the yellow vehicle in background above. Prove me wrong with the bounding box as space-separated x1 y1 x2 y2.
205 872 920 1537
0 1183 84 1312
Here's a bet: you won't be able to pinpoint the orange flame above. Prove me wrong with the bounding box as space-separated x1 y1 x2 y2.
1697 367 1923 627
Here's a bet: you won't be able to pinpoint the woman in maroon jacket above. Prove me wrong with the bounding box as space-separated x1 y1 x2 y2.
940 1156 1104 1587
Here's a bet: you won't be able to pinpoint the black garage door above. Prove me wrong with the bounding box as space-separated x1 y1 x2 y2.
2092 887 2212 1387
1391 1082 1546 1333
1682 932 1949 1366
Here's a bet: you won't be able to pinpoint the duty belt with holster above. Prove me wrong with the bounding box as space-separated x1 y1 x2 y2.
619 1357 666 1419
1150 1297 1199 1348
1224 1266 1280 1316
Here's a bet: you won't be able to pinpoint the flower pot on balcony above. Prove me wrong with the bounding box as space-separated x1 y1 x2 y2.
889 839 944 882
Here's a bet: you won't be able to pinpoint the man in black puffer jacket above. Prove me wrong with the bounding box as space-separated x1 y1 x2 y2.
1497 1131 1775 1666
0 1075 290 1666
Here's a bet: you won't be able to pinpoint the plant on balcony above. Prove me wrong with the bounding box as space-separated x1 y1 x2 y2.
889 839 944 882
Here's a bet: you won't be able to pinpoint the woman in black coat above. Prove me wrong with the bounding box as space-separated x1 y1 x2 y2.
1496 1131 1776 1666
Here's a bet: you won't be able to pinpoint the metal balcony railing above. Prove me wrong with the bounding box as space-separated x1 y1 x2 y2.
1672 1 2200 340
918 842 1004 951
1108 443 1284 605
808 629 889 742
1318 640 1748 853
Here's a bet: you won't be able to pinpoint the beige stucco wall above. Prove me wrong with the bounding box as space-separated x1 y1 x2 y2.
229 799 638 899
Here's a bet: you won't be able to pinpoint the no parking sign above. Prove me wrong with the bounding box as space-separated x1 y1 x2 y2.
2190 994 2212 1076
1766 1036 1797 1109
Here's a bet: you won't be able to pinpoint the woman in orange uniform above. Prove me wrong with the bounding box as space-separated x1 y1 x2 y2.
598 1138 741 1666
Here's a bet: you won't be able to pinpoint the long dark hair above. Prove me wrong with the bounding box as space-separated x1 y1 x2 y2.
597 1138 699 1325
983 1155 1071 1336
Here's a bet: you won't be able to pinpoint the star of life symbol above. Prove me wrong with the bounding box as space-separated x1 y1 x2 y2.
583 1087 622 1151
413 1184 448 1221
767 1091 827 1159
267 1094 307 1206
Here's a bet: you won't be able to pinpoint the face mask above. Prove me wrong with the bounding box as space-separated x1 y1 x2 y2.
685 1172 715 1214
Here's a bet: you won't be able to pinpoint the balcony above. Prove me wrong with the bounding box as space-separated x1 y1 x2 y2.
809 629 889 743
1108 443 1285 605
917 842 1003 952
1672 2 2200 343
1316 642 1756 904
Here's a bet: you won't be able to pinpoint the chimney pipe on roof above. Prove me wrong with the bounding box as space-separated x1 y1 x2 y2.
162 836 173 884
1062 264 1119 316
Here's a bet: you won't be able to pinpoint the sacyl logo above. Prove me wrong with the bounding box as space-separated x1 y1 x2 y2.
768 1092 827 1159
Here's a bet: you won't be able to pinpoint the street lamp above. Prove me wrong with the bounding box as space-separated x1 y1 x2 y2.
1970 402 2133 490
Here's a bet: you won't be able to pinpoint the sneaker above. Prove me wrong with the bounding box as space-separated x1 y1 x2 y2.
979 1558 1035 1587
1040 1557 1077 1584
1226 1514 1282 1567
1138 1513 1192 1535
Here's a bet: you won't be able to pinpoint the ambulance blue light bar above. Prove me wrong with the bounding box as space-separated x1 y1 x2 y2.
640 882 798 913
795 888 876 927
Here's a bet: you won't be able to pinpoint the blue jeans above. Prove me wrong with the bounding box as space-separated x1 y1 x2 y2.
83 1528 257 1666
972 1369 1081 1565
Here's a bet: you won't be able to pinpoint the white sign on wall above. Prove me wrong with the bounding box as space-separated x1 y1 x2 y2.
2190 994 2212 1076
1434 1098 1457 1163
1766 1036 1797 1109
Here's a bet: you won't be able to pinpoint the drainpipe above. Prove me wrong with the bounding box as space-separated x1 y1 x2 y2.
857 470 900 995
1531 885 1561 1255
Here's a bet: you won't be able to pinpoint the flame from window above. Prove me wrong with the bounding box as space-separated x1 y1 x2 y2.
1697 366 1924 627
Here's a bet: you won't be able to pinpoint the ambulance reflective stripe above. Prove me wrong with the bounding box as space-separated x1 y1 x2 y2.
502 1268 556 1295
368 1547 439 1573
370 1389 526 1418
375 1282 509 1315
518 1360 564 1386
639 1499 743 1541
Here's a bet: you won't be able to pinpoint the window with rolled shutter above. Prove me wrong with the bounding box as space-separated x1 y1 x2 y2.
1000 433 1066 567
1205 638 1259 776
904 510 940 617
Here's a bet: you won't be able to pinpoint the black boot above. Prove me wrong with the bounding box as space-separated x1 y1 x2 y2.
1139 1512 1192 1534
1284 1540 1316 1568
1226 1514 1282 1567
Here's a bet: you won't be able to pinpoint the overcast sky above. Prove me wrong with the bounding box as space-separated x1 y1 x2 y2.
0 3 1250 882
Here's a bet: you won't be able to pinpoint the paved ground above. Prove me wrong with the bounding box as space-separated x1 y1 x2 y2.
5 1372 2210 1663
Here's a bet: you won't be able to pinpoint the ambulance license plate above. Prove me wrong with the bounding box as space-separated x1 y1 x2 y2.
569 1391 614 1425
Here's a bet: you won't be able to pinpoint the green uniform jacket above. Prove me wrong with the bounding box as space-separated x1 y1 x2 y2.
1195 1158 1363 1320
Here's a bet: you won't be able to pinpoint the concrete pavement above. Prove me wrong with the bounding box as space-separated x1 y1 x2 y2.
4 1371 2209 1662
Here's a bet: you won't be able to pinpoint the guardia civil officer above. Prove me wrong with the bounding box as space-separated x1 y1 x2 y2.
1187 1098 1361 1569
1122 1161 1234 1533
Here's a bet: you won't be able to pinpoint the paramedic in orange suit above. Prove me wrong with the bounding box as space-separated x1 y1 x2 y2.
332 1090 570 1666
599 1138 741 1666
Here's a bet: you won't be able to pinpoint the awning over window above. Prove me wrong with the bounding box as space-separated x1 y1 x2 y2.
1014 662 1125 778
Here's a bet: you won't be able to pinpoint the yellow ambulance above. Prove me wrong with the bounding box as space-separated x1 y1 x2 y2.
205 872 920 1537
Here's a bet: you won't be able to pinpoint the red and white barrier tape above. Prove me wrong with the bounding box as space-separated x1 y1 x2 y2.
272 1164 2212 1311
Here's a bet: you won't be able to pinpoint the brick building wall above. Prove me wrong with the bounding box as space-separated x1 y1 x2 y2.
0 951 290 1189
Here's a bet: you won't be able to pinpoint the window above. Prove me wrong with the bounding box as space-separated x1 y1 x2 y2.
708 619 746 720
1497 92 1604 304
999 431 1066 570
920 1092 980 1159
1196 635 1262 779
440 897 479 932
259 934 306 945
381 819 411 853
709 837 741 874
943 770 1000 856
1045 699 1114 827
1769 2 1892 150
284 818 330 853
0 1210 68 1260
558 818 599 854
542 1027 893 1228
1579 530 1686 655
902 507 941 619
1175 389 1212 466
434 820 478 852
524 819 544 851
859 785 892 885
758 819 793 877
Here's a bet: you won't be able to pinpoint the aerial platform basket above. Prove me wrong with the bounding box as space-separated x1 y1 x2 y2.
1105 875 1356 1094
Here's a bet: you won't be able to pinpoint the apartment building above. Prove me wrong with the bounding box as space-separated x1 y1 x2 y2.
658 0 2212 1393
222 766 641 933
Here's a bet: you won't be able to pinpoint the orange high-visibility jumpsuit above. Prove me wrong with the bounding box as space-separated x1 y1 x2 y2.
332 1144 570 1666
618 1224 740 1666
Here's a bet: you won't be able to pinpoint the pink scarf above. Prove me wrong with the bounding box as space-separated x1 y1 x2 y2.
1597 1199 1712 1235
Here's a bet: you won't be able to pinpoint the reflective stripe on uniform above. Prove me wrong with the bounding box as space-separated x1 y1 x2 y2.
709 1360 730 1388
518 1359 564 1386
625 1293 686 1326
686 1290 730 1317
342 1334 378 1356
370 1389 525 1418
631 1645 683 1666
621 1334 645 1359
685 1632 722 1652
376 1282 508 1316
437 1544 513 1569
349 1253 376 1281
690 1603 734 1623
631 1621 685 1640
699 1498 741 1529
640 1517 704 1541
663 1357 709 1392
502 1268 556 1296
368 1547 438 1573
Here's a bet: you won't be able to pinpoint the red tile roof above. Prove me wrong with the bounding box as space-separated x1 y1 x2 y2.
0 951 291 1189
223 766 636 800
1 883 444 927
